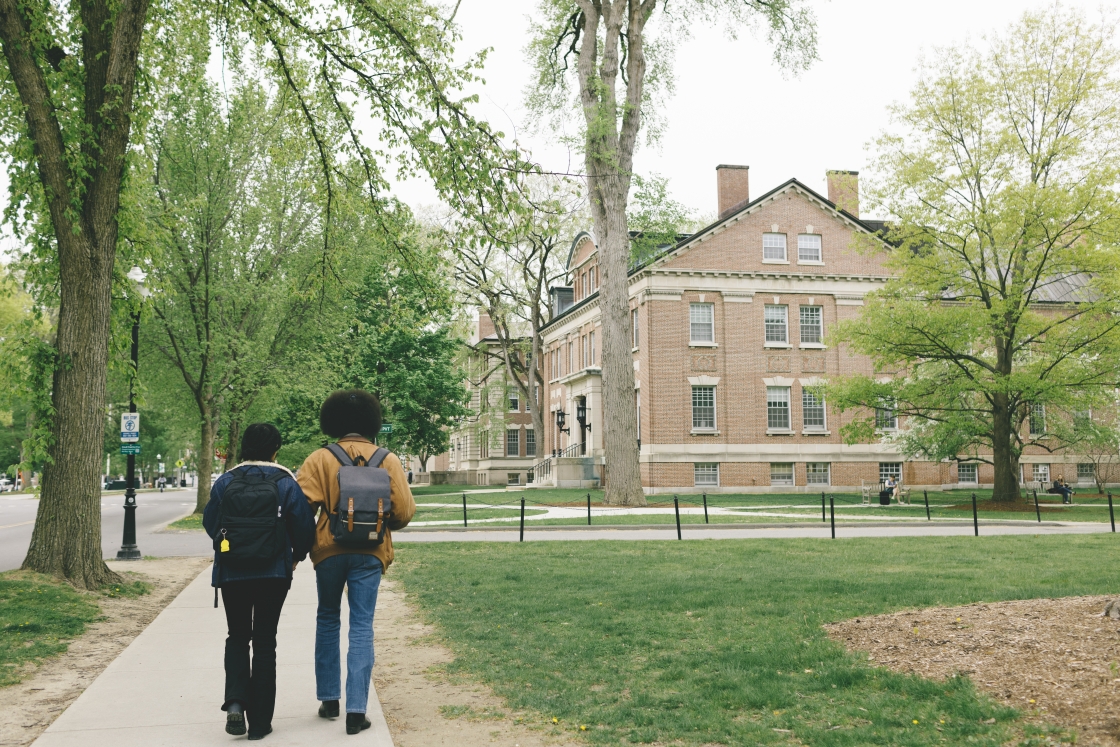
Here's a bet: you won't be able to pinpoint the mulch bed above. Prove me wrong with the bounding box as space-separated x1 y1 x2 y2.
826 595 1120 745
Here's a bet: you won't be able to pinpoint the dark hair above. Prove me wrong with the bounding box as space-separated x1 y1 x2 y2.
319 389 382 439
240 423 283 462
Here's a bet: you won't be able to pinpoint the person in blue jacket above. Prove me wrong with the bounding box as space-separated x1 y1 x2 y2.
204 423 316 740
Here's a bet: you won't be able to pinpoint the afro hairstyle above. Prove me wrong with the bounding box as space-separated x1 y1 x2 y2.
240 423 283 462
319 389 382 439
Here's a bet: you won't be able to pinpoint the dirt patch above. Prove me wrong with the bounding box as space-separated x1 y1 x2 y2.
0 556 211 746
374 578 582 747
825 595 1120 745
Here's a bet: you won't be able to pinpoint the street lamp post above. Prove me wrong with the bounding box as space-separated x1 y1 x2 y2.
117 266 148 561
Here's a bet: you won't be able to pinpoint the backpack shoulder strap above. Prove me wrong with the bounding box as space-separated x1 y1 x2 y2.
367 448 390 469
325 443 354 467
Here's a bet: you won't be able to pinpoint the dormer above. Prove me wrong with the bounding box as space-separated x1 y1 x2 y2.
567 232 600 303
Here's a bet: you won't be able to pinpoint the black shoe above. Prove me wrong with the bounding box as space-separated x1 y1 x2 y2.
318 700 339 719
247 726 272 741
346 713 371 735
225 703 246 736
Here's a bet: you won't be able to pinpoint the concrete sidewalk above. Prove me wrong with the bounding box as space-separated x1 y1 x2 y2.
33 565 393 747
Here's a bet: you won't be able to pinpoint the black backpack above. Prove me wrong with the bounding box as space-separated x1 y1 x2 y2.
213 469 289 569
325 444 392 548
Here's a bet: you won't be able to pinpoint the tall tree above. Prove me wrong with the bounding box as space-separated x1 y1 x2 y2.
0 0 518 586
828 7 1120 502
528 0 816 504
451 176 582 471
143 66 325 513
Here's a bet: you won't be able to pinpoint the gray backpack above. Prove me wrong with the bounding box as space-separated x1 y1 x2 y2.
325 444 392 547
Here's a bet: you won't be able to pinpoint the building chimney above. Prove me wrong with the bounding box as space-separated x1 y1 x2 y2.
477 310 496 341
826 170 859 218
716 164 750 219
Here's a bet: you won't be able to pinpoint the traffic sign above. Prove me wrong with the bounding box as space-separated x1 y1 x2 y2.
380 423 392 434
120 413 139 443
175 459 184 468
120 444 141 455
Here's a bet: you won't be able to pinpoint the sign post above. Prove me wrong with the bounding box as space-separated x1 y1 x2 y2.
116 409 141 560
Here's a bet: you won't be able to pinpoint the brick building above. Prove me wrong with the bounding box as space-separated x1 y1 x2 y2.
531 165 1098 492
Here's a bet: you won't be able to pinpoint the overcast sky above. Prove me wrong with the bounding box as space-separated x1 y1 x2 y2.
394 0 1105 221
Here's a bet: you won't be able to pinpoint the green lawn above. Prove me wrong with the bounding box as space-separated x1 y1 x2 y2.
412 507 548 523
410 484 504 496
395 535 1119 745
168 513 203 530
0 571 111 686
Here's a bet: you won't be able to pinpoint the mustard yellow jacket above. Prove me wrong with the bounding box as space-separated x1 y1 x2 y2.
297 436 416 569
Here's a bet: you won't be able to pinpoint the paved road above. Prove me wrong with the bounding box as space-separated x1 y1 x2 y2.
0 488 209 572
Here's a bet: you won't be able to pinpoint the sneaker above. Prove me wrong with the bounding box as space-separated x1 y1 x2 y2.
318 700 340 719
225 703 246 736
345 713 371 735
247 726 272 741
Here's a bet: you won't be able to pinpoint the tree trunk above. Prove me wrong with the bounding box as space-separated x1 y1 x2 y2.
22 234 121 588
596 176 645 505
991 393 1021 502
223 414 242 472
195 409 216 514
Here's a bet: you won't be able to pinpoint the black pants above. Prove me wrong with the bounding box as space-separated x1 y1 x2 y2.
221 579 290 732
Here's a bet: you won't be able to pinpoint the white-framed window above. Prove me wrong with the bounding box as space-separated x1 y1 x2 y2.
507 472 521 486
551 348 558 379
763 233 787 261
1029 404 1046 436
582 335 589 368
590 266 597 293
879 462 902 482
799 305 823 344
770 463 794 486
767 386 791 430
694 463 719 487
568 341 573 375
525 429 536 457
1032 463 1050 483
806 462 830 485
802 390 826 430
509 389 520 412
631 308 639 348
764 305 788 343
690 303 714 343
1077 463 1095 483
590 331 596 366
958 463 978 484
506 429 520 457
798 233 822 262
876 400 897 430
692 386 716 430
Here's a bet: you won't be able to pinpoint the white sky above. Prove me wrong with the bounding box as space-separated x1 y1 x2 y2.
393 0 1106 221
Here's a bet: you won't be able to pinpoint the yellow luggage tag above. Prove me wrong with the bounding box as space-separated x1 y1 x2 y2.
220 539 230 552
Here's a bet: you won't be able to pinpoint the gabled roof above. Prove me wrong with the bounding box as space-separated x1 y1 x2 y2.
543 177 893 332
566 231 596 272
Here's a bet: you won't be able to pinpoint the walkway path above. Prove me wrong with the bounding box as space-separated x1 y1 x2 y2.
32 565 393 747
397 519 1113 543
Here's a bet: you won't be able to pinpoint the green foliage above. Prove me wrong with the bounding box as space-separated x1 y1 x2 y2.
627 173 696 267
397 535 1119 745
828 7 1120 493
0 571 100 686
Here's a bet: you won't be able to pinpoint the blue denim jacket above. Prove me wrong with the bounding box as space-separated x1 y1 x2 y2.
203 464 316 587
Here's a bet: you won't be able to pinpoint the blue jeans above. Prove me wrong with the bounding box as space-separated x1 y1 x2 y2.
314 554 382 713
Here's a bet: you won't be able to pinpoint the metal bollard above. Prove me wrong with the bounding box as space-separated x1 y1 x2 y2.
587 492 591 525
703 492 709 524
674 495 682 540
520 497 525 542
1109 493 1116 533
972 492 979 536
829 496 835 539
462 492 468 528
1034 489 1041 524
821 491 826 522
924 490 930 521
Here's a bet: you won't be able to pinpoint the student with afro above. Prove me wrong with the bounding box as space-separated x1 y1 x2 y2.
296 389 415 734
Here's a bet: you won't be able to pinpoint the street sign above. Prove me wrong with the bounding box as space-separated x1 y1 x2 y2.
120 413 139 443
380 423 392 434
175 459 184 468
158 462 165 473
120 444 141 455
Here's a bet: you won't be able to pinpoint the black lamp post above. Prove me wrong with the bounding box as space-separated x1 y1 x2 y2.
555 409 569 457
117 266 148 561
